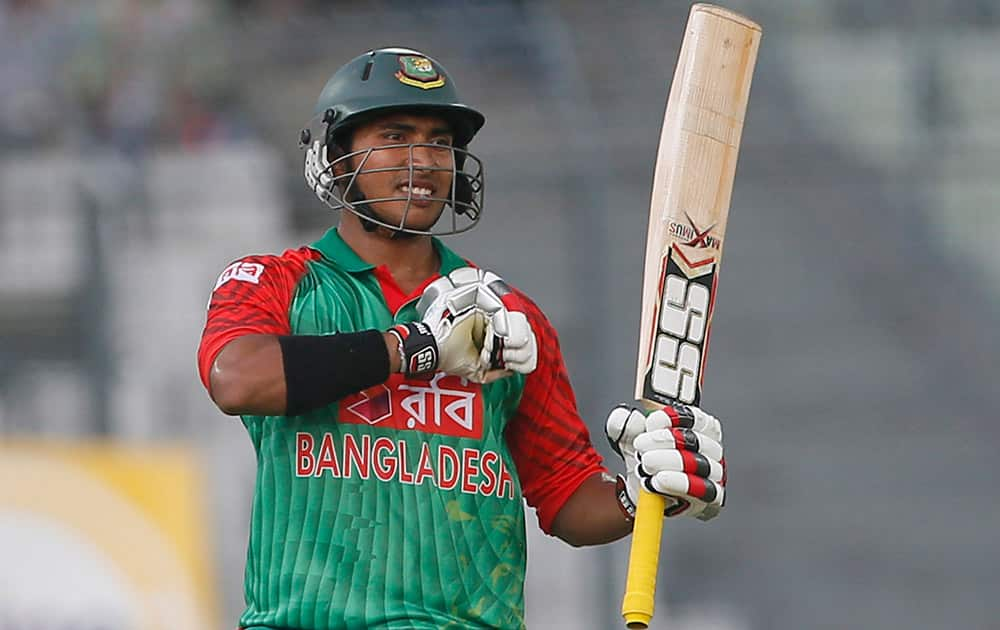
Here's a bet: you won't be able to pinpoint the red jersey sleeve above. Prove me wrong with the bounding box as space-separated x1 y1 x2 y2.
504 290 608 535
197 248 321 389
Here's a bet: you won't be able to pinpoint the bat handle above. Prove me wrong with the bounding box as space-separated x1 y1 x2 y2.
622 489 668 628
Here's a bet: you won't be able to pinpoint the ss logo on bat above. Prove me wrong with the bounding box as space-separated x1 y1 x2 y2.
651 273 709 404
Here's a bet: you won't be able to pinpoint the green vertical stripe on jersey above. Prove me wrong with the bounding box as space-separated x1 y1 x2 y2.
239 228 528 630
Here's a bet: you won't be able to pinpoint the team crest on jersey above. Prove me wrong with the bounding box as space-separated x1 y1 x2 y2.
395 55 446 89
213 261 265 290
340 373 482 439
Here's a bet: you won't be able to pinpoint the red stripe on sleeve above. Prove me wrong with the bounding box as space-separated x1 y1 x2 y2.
504 289 607 535
196 247 321 389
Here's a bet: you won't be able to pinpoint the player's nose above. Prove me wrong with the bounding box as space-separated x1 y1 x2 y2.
407 143 449 168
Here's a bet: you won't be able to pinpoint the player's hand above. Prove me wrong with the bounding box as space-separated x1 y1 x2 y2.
480 295 538 379
390 268 498 381
606 401 726 522
393 267 536 382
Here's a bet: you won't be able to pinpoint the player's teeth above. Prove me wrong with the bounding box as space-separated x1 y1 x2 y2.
403 186 432 196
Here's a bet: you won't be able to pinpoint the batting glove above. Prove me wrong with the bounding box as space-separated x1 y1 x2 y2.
391 267 507 381
606 401 726 522
480 290 537 379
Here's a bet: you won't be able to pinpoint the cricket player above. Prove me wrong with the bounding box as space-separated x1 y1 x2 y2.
198 47 726 630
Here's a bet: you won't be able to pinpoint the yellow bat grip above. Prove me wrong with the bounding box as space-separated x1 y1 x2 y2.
622 488 667 628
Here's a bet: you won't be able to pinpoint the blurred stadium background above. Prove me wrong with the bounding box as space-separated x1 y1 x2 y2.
2 0 999 628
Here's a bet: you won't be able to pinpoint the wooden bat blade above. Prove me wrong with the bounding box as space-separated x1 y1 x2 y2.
622 4 761 629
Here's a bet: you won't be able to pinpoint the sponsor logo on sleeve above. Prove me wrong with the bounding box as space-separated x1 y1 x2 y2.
213 261 265 290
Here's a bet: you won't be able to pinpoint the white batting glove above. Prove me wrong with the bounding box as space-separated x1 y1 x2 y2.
481 307 538 378
397 268 484 381
392 267 500 382
606 401 726 522
461 269 537 380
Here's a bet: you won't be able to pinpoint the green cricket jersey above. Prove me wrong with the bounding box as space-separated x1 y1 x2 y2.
198 228 605 630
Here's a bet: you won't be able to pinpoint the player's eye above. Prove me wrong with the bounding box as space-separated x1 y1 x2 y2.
384 132 404 142
432 137 453 146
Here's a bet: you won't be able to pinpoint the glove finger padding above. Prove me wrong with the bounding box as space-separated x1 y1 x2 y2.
640 470 724 504
416 275 460 318
446 266 482 287
644 404 722 443
633 402 727 521
482 310 537 374
639 470 725 521
634 428 724 464
605 404 647 462
473 272 508 314
639 449 724 483
439 267 510 317
417 267 502 318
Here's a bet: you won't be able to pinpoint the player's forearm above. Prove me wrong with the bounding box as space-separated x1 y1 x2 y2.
209 332 399 416
550 473 634 547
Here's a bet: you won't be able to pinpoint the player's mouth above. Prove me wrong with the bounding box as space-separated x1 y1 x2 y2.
399 180 439 206
400 184 434 197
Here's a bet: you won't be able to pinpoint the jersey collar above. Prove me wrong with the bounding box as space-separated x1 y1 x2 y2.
311 227 469 275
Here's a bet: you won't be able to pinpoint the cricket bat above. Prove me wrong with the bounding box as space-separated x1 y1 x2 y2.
622 4 761 628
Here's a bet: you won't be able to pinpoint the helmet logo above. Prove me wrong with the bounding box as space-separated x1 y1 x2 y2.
395 55 446 90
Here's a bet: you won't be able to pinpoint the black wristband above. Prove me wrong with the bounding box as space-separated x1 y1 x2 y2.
278 331 390 416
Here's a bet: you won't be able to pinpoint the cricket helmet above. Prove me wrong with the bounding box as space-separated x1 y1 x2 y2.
301 47 486 235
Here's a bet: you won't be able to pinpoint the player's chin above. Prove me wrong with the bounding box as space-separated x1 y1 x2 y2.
373 200 446 232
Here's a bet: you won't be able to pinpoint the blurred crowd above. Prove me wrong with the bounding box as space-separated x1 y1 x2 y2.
0 0 255 153
4 0 999 157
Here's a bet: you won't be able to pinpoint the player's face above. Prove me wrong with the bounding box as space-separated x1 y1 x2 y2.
344 113 456 231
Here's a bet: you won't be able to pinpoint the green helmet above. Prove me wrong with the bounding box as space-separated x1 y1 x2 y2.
302 48 486 236
314 47 485 149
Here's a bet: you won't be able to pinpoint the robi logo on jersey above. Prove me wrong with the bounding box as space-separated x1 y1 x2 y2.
340 373 483 439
